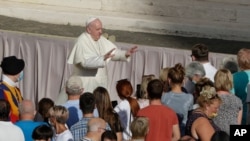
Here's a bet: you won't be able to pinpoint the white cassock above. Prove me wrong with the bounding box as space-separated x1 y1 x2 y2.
67 32 130 93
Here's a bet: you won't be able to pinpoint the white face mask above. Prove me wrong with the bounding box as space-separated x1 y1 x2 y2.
18 71 24 81
48 118 54 126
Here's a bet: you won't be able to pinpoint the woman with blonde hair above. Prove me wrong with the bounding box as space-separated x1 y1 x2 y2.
213 68 242 134
185 85 222 141
114 79 140 141
159 67 170 93
93 86 123 141
138 74 156 109
48 105 73 141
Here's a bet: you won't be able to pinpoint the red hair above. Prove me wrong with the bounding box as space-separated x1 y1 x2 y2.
116 79 140 117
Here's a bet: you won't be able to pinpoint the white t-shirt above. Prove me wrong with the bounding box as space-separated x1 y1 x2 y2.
54 129 74 141
114 99 133 140
137 98 149 109
203 62 217 82
0 121 25 141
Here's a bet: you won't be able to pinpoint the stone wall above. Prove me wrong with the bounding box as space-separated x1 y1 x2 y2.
1 0 250 41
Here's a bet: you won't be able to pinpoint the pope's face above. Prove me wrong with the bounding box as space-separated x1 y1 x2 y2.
87 19 103 41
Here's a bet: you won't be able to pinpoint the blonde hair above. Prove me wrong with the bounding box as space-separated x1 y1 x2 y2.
130 117 149 139
140 74 157 99
214 69 233 91
197 85 221 108
159 67 170 92
48 105 69 124
159 68 169 82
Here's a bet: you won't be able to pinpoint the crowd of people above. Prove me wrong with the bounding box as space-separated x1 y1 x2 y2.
0 17 247 141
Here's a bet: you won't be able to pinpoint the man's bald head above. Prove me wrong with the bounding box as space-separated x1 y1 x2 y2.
87 117 106 132
19 99 36 118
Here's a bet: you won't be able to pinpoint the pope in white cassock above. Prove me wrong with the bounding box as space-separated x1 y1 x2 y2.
67 17 137 94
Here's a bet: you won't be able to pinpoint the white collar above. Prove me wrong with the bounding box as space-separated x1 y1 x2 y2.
2 74 18 87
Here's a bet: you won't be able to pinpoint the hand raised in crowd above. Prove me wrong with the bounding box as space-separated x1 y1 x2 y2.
125 46 138 57
104 48 116 61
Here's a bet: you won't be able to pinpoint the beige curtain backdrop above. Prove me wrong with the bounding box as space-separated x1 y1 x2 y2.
0 30 236 104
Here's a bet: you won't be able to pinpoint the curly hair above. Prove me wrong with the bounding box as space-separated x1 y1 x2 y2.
197 85 221 108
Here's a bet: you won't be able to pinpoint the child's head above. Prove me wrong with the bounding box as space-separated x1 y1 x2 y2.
101 130 117 141
32 125 53 141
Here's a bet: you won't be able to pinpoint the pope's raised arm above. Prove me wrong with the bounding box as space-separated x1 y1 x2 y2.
66 17 138 95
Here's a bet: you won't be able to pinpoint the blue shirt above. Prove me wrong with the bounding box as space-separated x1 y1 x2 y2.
70 117 91 141
15 120 47 141
63 100 82 129
161 91 193 125
233 70 250 124
62 100 99 128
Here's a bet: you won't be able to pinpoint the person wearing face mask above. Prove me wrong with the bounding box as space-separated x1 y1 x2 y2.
184 61 206 95
185 85 222 141
0 56 25 123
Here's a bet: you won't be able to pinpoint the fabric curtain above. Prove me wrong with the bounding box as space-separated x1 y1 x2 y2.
0 30 236 104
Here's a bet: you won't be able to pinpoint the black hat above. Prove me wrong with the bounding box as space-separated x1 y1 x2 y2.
0 56 25 75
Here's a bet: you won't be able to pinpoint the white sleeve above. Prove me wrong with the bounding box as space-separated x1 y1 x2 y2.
81 56 105 69
111 49 130 62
